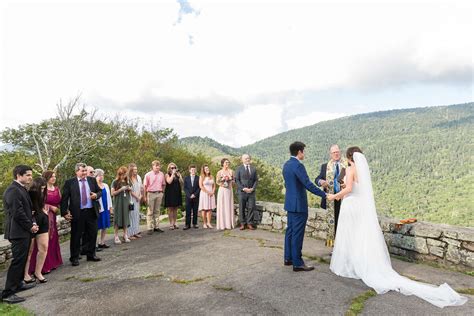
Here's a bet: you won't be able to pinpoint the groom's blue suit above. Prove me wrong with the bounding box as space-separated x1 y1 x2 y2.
283 157 326 267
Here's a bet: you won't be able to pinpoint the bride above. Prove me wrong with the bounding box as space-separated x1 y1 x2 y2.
327 146 467 308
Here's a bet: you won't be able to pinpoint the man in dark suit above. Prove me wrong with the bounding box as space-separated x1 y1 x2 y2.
283 142 330 272
183 165 200 230
1 165 38 304
61 162 102 266
315 144 347 247
235 154 258 230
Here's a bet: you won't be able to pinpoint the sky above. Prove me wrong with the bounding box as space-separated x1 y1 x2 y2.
0 0 472 147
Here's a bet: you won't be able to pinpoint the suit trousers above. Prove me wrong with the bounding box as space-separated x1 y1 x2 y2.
2 237 31 298
284 212 308 267
334 199 341 236
238 191 256 225
70 208 97 260
185 197 199 226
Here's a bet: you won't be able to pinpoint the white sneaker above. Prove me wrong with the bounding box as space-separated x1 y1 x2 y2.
114 236 122 245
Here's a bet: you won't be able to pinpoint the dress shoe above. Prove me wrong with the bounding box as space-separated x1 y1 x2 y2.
2 294 25 304
183 226 191 230
34 273 48 284
96 247 103 252
247 224 255 230
86 256 101 262
78 256 83 260
284 260 293 266
239 224 246 230
193 225 199 229
154 228 164 233
70 259 80 266
24 276 36 284
98 243 110 249
18 281 36 291
293 265 315 272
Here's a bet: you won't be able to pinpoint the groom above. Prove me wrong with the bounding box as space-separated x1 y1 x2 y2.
283 142 329 272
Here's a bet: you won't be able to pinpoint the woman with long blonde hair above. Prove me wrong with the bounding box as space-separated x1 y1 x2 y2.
198 164 216 228
164 162 183 230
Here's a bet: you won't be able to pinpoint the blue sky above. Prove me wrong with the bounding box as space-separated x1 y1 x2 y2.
0 0 472 146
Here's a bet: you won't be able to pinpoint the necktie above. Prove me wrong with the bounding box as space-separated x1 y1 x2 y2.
245 165 250 177
80 179 87 207
334 163 340 193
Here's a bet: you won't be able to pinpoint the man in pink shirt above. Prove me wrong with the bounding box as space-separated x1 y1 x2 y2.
143 160 166 234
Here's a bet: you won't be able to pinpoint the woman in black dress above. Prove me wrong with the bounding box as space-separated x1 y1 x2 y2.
164 163 183 230
24 177 49 284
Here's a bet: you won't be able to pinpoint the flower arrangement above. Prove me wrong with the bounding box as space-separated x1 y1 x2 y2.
220 174 233 188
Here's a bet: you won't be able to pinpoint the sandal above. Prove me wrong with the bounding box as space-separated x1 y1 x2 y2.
207 224 214 228
203 224 208 229
174 224 179 229
169 226 175 230
114 236 122 245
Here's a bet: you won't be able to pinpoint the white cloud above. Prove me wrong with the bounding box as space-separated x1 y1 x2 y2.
0 0 472 145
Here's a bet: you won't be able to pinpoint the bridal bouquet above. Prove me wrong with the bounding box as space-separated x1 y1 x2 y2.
220 174 233 188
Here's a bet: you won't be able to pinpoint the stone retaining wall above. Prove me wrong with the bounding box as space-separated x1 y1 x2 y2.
0 217 71 268
237 201 474 271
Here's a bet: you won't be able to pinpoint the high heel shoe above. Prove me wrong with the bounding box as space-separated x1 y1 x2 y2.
207 223 214 228
24 276 36 284
34 273 48 283
203 224 208 229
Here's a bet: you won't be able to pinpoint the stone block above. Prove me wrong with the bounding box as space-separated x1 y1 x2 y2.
0 239 11 251
410 223 442 238
458 230 474 242
0 253 6 264
260 212 273 226
273 215 283 230
441 238 461 247
428 245 445 258
384 234 429 254
443 230 458 239
446 245 461 264
388 246 407 256
460 249 474 268
461 241 474 252
426 238 446 248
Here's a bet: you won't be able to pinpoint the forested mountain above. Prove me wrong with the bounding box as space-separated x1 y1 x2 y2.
179 136 240 159
181 103 474 227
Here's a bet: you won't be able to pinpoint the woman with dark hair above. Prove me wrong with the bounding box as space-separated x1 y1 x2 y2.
28 171 63 276
216 158 234 230
111 166 132 244
198 164 216 228
24 177 49 284
329 147 467 307
164 162 183 230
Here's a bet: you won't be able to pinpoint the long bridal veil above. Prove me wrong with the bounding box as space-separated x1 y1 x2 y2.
337 152 467 308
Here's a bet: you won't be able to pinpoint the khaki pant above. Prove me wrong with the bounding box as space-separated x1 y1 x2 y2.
147 192 163 230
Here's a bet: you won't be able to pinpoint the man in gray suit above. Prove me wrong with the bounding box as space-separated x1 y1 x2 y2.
235 154 258 230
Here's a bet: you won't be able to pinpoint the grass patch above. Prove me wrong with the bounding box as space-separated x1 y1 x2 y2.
346 290 376 316
456 288 474 295
302 253 330 264
65 275 108 282
213 284 234 291
0 303 32 316
142 273 164 280
171 276 212 285
466 271 474 277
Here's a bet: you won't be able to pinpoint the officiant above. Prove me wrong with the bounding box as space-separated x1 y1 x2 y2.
315 144 347 247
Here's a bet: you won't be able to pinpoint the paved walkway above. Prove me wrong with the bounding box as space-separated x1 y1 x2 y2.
1 226 473 315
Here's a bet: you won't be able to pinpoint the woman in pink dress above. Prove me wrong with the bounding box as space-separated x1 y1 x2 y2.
216 158 235 230
198 164 216 229
29 171 63 274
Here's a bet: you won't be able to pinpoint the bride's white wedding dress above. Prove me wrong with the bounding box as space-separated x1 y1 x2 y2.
329 152 467 308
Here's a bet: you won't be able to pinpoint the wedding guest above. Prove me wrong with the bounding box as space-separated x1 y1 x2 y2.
198 164 216 229
60 162 102 266
25 177 49 283
315 144 348 247
216 158 235 230
86 166 95 177
111 166 132 244
81 165 95 252
128 163 143 239
27 171 63 276
183 165 200 230
235 154 258 230
2 165 37 304
143 160 166 235
95 169 113 248
164 163 183 230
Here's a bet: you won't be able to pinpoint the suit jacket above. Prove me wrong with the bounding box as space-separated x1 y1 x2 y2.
315 162 346 209
60 176 102 221
2 181 34 239
183 175 200 200
235 164 258 193
283 157 326 213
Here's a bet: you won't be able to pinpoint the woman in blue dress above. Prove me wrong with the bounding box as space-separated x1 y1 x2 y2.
95 169 112 248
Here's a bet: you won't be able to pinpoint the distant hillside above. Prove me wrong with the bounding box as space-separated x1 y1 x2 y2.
181 103 474 226
179 136 240 160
